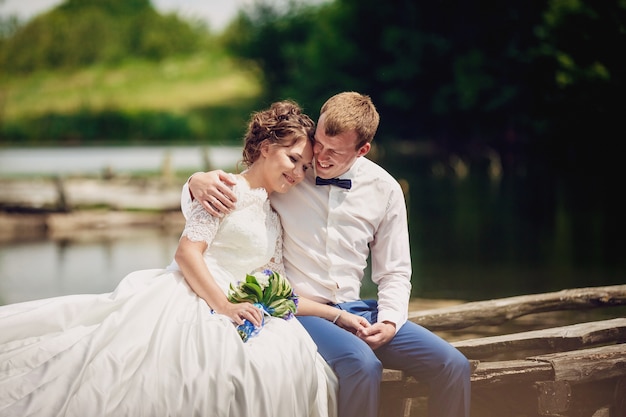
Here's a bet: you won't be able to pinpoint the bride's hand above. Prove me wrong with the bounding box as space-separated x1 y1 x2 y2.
334 311 370 334
218 302 264 327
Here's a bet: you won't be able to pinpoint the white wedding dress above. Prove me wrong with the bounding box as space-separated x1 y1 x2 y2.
0 178 337 417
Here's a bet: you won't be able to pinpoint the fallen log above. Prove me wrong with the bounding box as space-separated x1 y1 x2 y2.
408 285 626 331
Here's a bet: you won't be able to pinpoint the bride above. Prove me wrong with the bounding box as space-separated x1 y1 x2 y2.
0 101 337 417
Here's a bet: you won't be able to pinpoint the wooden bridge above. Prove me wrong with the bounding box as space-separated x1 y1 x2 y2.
379 284 626 417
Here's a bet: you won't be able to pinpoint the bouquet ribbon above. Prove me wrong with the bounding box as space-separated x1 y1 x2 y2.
236 303 269 342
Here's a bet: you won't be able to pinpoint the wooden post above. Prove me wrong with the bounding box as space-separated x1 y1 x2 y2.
536 380 571 415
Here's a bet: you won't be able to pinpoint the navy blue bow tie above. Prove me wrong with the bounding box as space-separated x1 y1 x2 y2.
315 176 352 190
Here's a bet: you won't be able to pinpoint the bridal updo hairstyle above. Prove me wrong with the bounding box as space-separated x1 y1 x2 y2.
241 100 315 167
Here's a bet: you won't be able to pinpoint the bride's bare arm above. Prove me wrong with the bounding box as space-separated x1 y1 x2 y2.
296 297 370 334
188 171 238 216
175 237 263 327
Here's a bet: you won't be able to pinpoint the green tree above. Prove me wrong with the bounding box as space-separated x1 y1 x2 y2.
223 1 544 144
0 0 204 73
531 0 626 175
60 0 151 15
223 0 625 178
221 1 320 103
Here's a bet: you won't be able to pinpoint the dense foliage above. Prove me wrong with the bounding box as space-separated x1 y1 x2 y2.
0 0 261 145
0 0 203 73
223 0 626 177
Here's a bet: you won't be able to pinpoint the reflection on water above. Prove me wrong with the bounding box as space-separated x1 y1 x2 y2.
400 163 625 301
0 229 182 305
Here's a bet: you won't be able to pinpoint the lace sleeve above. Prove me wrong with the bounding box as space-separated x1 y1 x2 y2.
260 219 285 277
181 200 220 244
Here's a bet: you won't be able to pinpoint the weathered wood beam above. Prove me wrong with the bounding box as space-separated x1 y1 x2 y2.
471 359 554 387
536 376 621 416
453 317 626 360
536 380 571 415
408 285 626 331
382 360 480 383
530 343 626 383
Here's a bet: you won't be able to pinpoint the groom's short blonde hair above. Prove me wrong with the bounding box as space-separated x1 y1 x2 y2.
319 92 380 150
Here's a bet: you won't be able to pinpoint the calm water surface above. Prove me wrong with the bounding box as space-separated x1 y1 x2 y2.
0 145 241 176
0 147 623 305
0 229 181 305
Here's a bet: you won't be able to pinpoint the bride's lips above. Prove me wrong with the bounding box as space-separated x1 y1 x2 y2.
283 173 295 184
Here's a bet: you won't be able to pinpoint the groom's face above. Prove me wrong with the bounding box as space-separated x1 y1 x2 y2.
313 114 370 179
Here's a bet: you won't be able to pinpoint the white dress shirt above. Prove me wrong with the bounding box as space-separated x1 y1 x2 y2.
271 157 412 329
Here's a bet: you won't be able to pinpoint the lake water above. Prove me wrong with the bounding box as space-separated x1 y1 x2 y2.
0 146 623 305
0 145 242 176
0 228 181 305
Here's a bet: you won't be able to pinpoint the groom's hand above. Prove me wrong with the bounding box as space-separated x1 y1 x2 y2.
189 170 237 216
356 321 396 350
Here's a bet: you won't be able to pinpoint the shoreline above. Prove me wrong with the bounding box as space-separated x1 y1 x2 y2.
0 210 186 242
0 176 184 212
0 175 187 241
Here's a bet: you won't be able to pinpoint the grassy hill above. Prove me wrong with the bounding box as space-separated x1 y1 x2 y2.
0 51 263 146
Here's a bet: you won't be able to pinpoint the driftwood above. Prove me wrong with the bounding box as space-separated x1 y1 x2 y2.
408 284 626 331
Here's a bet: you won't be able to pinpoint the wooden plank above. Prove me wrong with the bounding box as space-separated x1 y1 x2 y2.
408 285 626 330
452 317 626 360
530 343 626 383
381 360 479 383
382 368 404 382
383 359 553 394
383 344 626 393
380 361 480 405
470 359 554 387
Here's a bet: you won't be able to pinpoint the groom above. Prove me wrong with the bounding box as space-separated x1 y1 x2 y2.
185 92 470 417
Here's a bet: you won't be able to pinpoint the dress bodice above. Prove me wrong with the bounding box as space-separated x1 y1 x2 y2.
181 178 281 294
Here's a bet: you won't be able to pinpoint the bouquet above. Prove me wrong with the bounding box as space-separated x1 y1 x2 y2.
227 269 298 342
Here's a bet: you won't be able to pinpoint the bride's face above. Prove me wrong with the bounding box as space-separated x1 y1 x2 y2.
262 136 313 194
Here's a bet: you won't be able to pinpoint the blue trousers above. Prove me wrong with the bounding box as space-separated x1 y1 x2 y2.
298 300 470 417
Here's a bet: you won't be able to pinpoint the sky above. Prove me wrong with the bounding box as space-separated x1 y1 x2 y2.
0 0 245 31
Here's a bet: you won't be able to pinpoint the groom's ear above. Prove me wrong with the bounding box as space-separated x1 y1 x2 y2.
357 142 371 157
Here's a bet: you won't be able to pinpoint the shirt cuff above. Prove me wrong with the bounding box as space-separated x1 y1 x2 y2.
377 310 407 335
